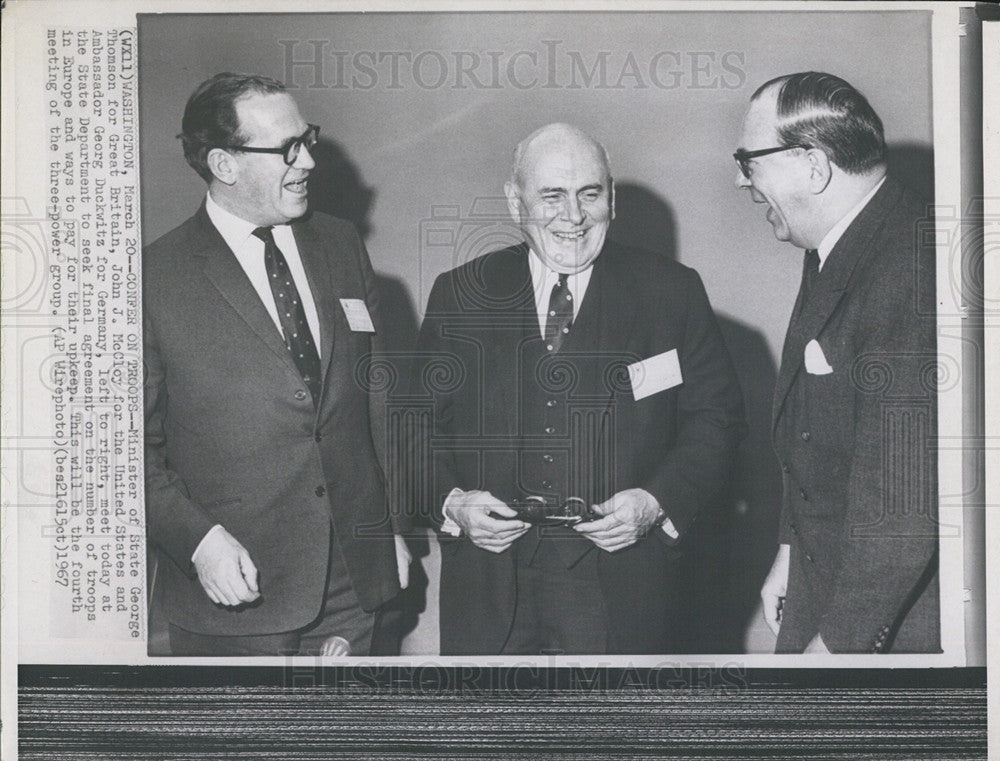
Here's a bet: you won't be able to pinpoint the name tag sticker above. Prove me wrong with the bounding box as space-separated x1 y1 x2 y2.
628 349 683 401
339 298 376 332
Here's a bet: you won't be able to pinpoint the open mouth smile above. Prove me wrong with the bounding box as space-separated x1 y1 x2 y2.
552 229 587 241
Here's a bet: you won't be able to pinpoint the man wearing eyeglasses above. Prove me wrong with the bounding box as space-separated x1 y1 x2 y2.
735 72 938 654
144 72 409 656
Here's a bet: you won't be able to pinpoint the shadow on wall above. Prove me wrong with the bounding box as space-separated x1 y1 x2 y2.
309 138 429 649
610 182 783 654
886 143 934 203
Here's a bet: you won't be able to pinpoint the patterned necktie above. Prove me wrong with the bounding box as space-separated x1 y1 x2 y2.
252 226 322 405
544 273 574 353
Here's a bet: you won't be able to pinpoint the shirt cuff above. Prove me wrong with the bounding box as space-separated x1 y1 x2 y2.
440 488 464 537
191 524 225 564
660 518 679 539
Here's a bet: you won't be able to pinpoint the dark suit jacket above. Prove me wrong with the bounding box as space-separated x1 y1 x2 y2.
144 205 402 637
772 177 939 653
413 242 745 654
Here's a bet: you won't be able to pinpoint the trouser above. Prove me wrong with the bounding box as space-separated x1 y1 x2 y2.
500 534 608 655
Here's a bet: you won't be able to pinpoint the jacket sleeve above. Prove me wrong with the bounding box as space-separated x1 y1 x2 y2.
143 305 217 577
643 268 747 539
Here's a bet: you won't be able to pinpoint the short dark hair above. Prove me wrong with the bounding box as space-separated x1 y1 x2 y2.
179 72 287 182
752 72 885 174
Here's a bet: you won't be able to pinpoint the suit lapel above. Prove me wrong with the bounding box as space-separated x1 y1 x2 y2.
483 246 537 438
590 244 639 359
191 205 300 377
772 179 901 433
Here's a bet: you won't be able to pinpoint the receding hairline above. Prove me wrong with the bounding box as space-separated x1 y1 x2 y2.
510 123 611 188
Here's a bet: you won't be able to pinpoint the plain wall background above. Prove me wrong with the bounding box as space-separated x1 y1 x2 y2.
138 10 933 655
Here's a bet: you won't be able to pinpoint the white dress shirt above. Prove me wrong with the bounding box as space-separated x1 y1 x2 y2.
815 176 886 271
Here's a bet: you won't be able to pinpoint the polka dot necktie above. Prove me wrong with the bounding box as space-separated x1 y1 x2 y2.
253 226 322 405
544 273 574 353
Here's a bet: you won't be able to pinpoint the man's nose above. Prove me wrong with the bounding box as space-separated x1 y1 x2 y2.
735 166 751 190
561 196 585 225
295 143 316 170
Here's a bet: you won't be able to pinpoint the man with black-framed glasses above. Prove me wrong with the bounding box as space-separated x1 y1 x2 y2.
735 72 939 654
144 72 410 656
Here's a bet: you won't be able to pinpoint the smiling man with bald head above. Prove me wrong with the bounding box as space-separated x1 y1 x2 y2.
413 123 745 655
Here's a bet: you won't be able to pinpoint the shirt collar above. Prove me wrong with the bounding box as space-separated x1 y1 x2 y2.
815 176 886 269
205 191 294 252
526 248 594 301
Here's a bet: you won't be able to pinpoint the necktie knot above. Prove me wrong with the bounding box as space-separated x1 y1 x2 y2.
252 226 275 244
805 248 819 271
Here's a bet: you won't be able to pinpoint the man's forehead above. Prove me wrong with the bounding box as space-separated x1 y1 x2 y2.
740 88 781 147
235 92 304 134
522 139 608 186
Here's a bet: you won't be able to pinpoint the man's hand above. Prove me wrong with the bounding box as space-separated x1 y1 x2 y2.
192 527 261 607
320 636 351 657
760 543 791 636
572 488 662 552
447 490 530 553
394 534 412 590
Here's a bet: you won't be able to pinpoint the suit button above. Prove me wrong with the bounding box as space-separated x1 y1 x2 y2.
782 463 790 474
546 399 557 408
295 390 308 401
541 480 552 489
545 426 556 434
542 454 554 463
315 433 323 443
805 552 814 562
799 488 808 501
800 431 811 441
315 486 326 497
790 522 798 535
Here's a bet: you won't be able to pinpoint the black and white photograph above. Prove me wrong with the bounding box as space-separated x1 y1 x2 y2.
2 1 994 758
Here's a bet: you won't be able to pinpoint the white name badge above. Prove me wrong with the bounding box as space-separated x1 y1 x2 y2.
339 298 376 332
628 349 683 401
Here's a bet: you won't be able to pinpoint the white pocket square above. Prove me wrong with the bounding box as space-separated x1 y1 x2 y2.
804 339 834 375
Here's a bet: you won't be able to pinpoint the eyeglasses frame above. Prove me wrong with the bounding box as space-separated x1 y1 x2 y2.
733 143 812 179
222 124 321 166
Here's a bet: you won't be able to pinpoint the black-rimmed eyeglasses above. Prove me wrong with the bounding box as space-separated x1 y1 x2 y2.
733 143 811 179
224 124 320 166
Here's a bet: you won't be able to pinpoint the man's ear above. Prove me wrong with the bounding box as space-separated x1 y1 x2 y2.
805 149 832 194
207 147 238 187
503 180 521 224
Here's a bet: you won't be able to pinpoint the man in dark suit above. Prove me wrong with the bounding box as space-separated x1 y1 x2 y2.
735 72 939 653
413 123 745 655
144 72 409 656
